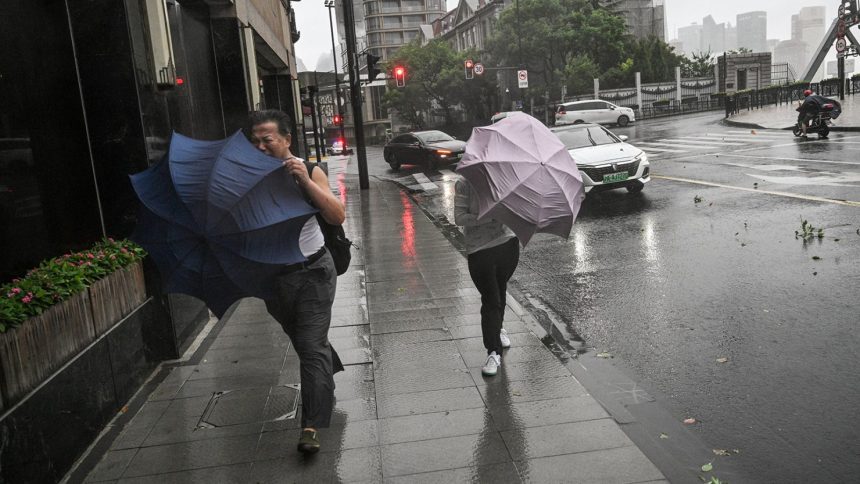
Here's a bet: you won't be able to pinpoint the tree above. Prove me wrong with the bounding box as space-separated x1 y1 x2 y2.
680 50 714 78
563 54 599 94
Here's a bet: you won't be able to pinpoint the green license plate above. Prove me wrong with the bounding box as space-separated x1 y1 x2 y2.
603 171 629 183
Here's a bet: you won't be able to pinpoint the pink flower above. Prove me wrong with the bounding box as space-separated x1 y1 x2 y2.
110 255 117 260
121 248 129 254
21 295 32 304
108 238 115 242
11 288 21 295
87 253 95 259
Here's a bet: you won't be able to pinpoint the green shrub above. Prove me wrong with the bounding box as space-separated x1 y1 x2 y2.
0 239 146 332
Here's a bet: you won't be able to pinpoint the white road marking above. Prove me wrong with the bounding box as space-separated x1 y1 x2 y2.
724 130 785 137
638 141 722 150
706 153 860 166
683 135 771 143
652 175 860 207
658 138 746 146
412 172 439 191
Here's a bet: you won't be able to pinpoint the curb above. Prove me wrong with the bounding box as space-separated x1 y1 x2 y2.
722 117 860 132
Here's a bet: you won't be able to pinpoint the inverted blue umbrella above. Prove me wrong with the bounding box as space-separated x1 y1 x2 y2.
130 130 317 317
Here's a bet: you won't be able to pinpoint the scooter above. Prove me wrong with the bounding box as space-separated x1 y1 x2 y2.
793 102 840 139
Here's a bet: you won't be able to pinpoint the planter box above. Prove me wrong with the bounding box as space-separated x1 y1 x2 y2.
89 262 146 336
0 291 96 405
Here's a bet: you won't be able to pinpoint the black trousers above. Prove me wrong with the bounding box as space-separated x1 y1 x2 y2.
467 237 520 355
265 250 344 428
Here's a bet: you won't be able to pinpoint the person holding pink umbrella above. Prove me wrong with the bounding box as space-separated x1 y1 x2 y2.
455 178 519 376
455 113 585 376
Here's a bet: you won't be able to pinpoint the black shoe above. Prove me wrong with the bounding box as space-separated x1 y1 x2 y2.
297 429 320 454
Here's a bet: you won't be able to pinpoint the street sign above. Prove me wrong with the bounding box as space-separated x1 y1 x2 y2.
836 37 847 53
474 63 484 75
517 69 528 88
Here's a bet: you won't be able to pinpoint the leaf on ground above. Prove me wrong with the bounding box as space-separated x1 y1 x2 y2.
701 462 713 472
659 432 669 439
812 256 821 260
120 405 129 414
596 352 612 358
684 417 697 424
512 391 522 396
713 449 731 456
397 287 405 292
716 357 729 363
750 130 757 135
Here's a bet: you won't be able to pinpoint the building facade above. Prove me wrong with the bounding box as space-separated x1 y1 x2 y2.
718 52 773 93
737 11 767 53
600 0 666 41
364 0 447 59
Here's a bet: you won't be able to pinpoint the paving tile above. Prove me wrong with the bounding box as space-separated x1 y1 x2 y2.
111 401 171 449
462 345 559 368
255 420 379 460
515 446 664 483
263 397 377 431
383 462 522 484
443 312 523 329
478 376 588 405
216 322 282 338
207 333 290 350
374 366 474 396
447 320 528 340
502 419 632 461
370 317 447 334
487 396 609 431
188 357 285 381
379 407 495 445
331 306 368 327
369 308 450 325
329 333 371 351
86 449 137 482
249 454 336 483
370 329 452 346
198 345 288 364
338 347 373 365
328 325 371 340
116 463 252 484
332 446 383 483
153 395 211 425
174 376 280 399
333 364 376 401
372 340 465 371
376 386 485 419
122 434 259 478
455 333 543 355
143 419 264 447
380 432 511 477
469 358 572 387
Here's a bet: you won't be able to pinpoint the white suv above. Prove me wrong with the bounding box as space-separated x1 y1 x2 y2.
555 100 635 127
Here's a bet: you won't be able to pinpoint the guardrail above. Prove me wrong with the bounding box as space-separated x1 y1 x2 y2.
726 77 859 117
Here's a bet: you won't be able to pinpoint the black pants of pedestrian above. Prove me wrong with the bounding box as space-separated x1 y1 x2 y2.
467 237 520 355
265 250 344 429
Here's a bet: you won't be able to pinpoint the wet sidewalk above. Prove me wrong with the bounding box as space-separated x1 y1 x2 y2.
78 161 667 483
726 93 860 130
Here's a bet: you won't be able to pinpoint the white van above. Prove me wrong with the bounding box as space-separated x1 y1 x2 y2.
555 100 635 127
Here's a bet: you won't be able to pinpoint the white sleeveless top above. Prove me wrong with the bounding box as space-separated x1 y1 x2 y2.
299 213 325 256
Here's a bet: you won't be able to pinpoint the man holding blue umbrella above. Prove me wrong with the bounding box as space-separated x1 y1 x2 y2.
249 110 346 454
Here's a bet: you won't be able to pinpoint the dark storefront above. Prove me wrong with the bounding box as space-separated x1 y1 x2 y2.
0 0 302 480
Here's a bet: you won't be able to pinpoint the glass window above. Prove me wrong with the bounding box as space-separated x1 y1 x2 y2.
415 131 454 143
384 32 403 44
554 126 619 149
392 134 413 144
383 16 402 28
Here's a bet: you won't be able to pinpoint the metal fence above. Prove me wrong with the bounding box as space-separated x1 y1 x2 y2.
726 76 860 118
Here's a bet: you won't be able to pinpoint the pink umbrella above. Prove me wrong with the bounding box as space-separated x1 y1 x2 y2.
455 113 585 245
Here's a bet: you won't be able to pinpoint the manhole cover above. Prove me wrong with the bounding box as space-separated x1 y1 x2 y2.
197 384 300 429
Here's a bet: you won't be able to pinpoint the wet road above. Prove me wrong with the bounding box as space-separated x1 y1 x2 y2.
341 113 860 482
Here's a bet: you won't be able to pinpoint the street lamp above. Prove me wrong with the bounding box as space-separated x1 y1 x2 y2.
324 0 346 149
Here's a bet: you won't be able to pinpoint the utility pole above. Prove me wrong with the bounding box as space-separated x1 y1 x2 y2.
325 0 346 146
307 86 323 163
341 0 369 190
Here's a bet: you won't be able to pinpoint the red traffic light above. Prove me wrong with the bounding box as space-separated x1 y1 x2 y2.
394 66 405 76
394 66 406 87
333 115 342 125
465 59 474 69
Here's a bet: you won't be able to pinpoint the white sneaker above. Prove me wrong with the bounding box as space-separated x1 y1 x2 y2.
500 329 511 348
482 352 501 376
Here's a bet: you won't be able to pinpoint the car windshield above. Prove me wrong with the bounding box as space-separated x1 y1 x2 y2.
416 131 454 143
554 126 619 149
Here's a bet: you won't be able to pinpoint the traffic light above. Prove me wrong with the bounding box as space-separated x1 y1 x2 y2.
367 52 382 82
333 114 342 126
394 65 406 87
464 59 474 79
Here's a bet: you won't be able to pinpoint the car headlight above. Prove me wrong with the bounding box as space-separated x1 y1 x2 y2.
634 152 647 163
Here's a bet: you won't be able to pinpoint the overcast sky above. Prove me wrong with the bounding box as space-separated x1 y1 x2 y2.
292 0 836 71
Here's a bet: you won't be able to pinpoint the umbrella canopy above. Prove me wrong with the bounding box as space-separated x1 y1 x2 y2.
456 114 585 245
130 130 317 317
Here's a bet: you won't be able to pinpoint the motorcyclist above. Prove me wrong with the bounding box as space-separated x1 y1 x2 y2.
796 89 840 138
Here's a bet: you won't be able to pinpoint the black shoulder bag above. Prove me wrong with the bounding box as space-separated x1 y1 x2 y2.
302 161 353 275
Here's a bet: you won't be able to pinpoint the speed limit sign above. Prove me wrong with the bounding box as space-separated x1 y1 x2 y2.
473 63 484 75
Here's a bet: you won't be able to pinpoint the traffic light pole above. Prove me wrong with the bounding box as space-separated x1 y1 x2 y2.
326 2 346 146
342 0 369 190
307 86 323 164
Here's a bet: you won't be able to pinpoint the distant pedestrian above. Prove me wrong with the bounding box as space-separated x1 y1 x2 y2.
454 178 519 376
248 110 346 454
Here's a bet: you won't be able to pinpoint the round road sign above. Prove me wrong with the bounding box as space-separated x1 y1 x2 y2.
474 63 484 75
836 37 847 53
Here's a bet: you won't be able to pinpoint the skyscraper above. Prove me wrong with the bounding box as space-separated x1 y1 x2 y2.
737 11 767 53
678 22 702 55
790 6 826 76
363 0 447 60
